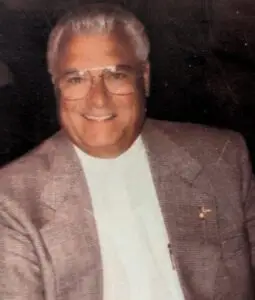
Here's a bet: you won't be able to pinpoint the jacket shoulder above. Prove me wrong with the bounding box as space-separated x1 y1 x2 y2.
0 132 65 227
147 119 249 166
0 131 61 178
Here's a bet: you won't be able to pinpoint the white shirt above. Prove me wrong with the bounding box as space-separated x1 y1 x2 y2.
74 137 184 300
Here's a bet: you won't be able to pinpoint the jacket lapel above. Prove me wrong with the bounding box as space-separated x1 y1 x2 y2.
142 120 221 300
39 131 102 300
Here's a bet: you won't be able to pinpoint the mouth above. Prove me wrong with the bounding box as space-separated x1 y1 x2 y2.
82 114 116 122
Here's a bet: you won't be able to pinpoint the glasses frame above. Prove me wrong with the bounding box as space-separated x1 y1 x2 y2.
54 64 146 101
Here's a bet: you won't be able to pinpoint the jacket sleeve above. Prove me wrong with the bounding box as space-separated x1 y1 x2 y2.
0 199 45 300
245 180 255 281
240 137 255 288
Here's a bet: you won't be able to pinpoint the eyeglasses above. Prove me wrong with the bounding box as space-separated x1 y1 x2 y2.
55 64 144 101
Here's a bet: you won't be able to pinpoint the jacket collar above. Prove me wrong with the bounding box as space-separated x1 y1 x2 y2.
46 118 203 209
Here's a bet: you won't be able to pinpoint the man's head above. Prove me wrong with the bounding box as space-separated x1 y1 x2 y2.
47 3 150 158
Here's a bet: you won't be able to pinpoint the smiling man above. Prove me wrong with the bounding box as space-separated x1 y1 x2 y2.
55 31 148 158
0 3 255 300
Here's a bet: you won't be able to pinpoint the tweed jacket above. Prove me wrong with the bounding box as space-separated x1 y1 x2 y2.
0 119 255 300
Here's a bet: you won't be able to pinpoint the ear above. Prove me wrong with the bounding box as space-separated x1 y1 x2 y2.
142 61 150 97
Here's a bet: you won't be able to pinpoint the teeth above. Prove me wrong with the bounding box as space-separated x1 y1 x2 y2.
85 115 113 121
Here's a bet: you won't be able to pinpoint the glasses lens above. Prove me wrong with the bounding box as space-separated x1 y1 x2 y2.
104 69 136 95
58 72 90 100
57 66 140 100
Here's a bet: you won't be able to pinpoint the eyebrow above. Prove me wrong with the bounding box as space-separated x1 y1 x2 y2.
61 64 135 76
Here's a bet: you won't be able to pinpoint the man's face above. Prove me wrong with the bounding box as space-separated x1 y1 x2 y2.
56 32 149 158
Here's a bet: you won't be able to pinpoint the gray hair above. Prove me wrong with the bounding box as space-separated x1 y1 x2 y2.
47 3 150 77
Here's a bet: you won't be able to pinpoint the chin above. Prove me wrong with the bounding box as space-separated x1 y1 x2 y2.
80 135 128 156
81 137 118 148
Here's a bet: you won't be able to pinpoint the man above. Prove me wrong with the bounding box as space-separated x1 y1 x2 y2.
0 4 255 300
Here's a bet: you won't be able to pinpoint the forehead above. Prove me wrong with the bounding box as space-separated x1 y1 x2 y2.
58 32 137 72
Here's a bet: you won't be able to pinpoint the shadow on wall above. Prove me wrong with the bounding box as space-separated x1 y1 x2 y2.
0 61 34 166
0 7 59 166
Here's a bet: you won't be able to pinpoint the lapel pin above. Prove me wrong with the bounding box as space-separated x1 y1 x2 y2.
199 206 212 220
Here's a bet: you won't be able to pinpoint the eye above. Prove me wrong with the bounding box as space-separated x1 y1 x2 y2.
108 71 128 80
66 75 84 85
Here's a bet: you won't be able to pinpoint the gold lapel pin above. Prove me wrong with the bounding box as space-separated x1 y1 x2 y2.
199 206 212 220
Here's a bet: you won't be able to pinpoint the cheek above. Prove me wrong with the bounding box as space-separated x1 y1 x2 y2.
115 95 144 121
59 103 83 129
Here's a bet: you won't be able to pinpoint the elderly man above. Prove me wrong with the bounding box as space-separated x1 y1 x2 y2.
0 4 255 300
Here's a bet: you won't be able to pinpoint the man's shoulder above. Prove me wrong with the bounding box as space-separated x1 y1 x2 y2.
146 119 248 165
149 118 239 140
0 132 66 229
0 131 62 176
147 118 244 148
0 130 73 201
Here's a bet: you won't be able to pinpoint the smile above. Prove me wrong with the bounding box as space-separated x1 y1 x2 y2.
83 114 115 121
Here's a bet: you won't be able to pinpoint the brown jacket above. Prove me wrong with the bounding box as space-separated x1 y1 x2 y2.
0 119 255 300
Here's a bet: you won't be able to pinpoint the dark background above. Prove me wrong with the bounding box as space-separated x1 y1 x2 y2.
0 0 255 168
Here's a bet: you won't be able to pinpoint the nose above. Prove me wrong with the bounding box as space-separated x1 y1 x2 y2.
87 76 109 108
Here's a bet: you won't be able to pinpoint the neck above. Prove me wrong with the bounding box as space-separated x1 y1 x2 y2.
75 138 137 159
